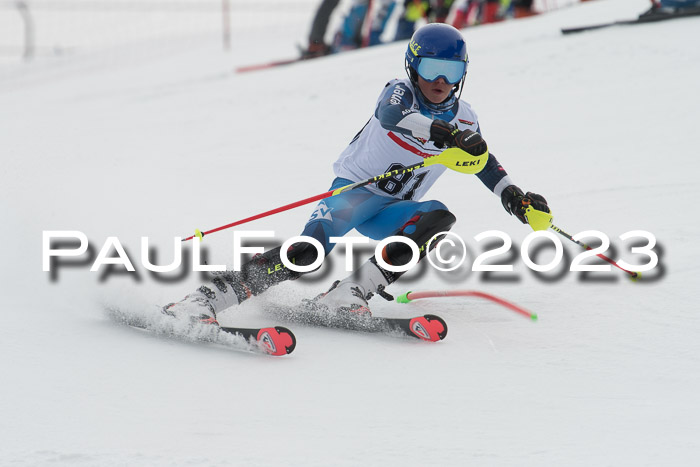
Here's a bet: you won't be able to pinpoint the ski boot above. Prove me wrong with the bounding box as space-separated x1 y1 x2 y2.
305 279 373 317
304 254 401 316
302 40 331 59
162 289 219 326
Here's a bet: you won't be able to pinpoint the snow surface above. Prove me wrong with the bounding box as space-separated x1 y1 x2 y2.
2 0 700 465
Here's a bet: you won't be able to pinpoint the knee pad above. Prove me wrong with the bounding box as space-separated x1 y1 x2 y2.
285 241 323 268
382 209 457 267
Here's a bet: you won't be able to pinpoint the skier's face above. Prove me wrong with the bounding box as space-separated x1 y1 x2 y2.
417 76 453 104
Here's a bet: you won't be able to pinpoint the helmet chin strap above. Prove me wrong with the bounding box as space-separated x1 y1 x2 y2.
454 73 467 100
405 57 418 85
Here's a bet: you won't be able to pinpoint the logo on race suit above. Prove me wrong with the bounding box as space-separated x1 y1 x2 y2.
390 86 406 105
308 200 333 222
458 119 474 126
259 331 277 354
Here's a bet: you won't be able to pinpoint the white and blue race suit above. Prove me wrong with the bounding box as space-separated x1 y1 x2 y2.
300 78 515 255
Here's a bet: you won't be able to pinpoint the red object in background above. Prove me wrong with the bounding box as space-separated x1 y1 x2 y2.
482 1 501 24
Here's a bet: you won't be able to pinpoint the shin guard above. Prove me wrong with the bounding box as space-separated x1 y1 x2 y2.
214 241 322 304
371 209 457 286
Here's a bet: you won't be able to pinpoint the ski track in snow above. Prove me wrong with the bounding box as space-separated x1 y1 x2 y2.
2 0 700 465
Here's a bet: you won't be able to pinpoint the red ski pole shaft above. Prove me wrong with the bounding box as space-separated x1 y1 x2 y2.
182 159 430 241
182 147 485 241
549 224 639 279
182 190 335 241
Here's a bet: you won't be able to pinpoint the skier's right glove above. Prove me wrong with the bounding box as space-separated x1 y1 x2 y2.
429 120 455 148
430 120 488 156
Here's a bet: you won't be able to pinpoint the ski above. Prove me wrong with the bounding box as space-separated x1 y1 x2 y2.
236 44 330 73
106 306 296 356
561 19 640 34
561 6 700 34
236 57 307 73
365 314 448 342
219 325 297 356
267 305 448 342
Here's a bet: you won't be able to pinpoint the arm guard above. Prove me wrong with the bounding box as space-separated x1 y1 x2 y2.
476 152 514 197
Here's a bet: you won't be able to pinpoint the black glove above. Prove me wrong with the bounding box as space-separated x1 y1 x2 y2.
501 185 550 224
429 120 455 148
430 120 488 156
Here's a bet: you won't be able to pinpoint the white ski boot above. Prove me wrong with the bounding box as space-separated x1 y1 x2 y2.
306 259 392 316
310 280 373 316
162 276 245 326
162 290 219 325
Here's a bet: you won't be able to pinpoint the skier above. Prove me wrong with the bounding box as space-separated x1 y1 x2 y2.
334 0 397 51
303 0 396 57
164 23 550 323
303 0 340 58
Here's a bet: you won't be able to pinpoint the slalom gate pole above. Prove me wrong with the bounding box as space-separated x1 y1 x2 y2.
549 224 640 280
396 290 538 321
360 0 374 48
182 148 482 241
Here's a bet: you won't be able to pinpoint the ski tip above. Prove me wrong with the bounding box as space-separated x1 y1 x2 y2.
409 314 448 342
275 326 297 355
257 326 297 356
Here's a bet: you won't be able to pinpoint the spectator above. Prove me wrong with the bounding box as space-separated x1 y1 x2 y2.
481 0 502 23
512 0 536 18
334 0 397 50
395 1 458 41
303 0 340 58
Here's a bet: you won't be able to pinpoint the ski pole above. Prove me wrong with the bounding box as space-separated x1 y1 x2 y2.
521 205 640 280
183 148 483 241
549 224 640 280
396 290 538 321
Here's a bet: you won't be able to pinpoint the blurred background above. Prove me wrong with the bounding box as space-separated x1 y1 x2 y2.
0 0 584 67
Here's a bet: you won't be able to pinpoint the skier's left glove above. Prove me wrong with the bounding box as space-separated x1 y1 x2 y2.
430 120 488 156
501 185 551 225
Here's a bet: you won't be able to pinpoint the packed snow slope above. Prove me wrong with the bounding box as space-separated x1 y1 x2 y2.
1 0 699 465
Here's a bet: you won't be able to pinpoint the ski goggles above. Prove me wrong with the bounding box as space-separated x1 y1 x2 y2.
416 57 467 84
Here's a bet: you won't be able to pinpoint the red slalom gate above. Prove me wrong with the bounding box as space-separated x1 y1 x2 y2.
396 290 538 321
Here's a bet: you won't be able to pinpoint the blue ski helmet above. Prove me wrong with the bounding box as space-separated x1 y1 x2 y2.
405 23 468 88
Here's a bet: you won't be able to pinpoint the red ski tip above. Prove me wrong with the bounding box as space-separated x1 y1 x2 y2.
409 315 448 342
257 326 297 356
